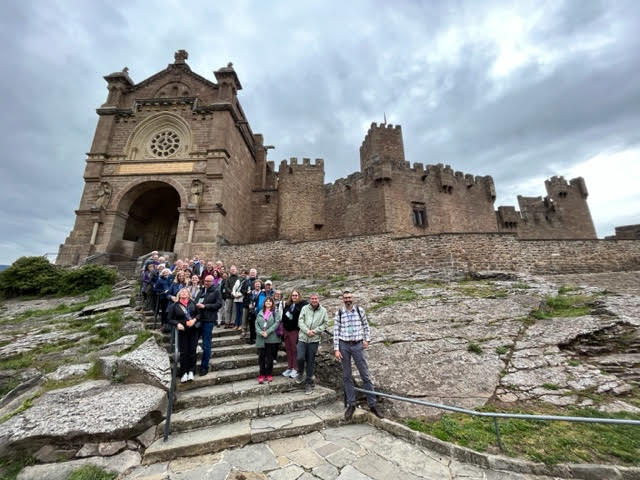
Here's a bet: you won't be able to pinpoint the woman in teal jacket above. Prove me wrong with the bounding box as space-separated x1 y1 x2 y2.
255 297 281 383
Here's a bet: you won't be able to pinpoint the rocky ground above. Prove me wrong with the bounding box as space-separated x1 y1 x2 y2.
266 270 640 419
0 271 638 479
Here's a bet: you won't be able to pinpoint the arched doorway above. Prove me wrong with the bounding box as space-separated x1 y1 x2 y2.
122 186 180 253
107 180 185 258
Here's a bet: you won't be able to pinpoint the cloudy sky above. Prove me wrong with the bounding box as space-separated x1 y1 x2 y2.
1 0 639 264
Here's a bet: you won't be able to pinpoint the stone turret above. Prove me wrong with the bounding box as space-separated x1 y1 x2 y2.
359 123 405 171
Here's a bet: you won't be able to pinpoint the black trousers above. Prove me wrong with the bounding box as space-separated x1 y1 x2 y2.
178 326 199 376
248 311 257 343
258 343 278 376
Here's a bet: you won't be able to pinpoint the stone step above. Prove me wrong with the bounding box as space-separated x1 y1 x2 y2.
165 334 247 352
211 343 262 357
171 350 287 371
176 364 288 391
176 376 299 409
144 401 366 464
185 342 269 358
160 328 243 341
170 385 337 432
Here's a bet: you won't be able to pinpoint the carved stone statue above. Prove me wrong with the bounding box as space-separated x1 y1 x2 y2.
94 182 112 209
174 50 188 64
189 179 203 207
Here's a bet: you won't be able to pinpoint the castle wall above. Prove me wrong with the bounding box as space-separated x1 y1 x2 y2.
323 172 388 238
277 158 326 241
515 176 596 239
219 233 640 277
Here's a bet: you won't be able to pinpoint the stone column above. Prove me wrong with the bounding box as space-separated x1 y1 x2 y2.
90 222 100 245
187 219 195 243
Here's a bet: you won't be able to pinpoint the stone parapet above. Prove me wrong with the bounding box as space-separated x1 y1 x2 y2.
219 233 640 277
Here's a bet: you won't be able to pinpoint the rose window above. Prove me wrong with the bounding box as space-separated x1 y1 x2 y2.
149 130 181 157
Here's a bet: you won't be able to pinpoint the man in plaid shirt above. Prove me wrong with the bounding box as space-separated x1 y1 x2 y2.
334 290 383 420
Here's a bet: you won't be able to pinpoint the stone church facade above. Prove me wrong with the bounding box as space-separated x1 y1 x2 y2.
57 51 597 265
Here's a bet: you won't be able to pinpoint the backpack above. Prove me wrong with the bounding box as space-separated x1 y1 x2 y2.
338 305 364 323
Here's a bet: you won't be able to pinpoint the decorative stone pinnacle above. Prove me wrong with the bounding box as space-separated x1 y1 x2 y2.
174 50 188 64
122 67 129 74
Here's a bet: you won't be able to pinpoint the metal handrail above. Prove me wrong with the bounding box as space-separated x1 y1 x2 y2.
354 387 640 451
164 325 179 441
153 293 160 330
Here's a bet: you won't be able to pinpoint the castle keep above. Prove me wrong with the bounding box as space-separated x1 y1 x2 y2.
57 51 597 264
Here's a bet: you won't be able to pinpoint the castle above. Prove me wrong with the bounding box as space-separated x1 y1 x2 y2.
57 51 597 265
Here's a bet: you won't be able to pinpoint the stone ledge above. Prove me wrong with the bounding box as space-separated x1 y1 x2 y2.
364 413 640 479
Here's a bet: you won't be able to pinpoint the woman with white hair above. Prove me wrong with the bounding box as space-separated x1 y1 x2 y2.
168 287 200 383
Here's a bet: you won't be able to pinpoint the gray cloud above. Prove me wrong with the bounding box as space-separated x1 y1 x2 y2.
1 0 639 264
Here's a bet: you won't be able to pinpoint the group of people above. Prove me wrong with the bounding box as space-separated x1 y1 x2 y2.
140 251 383 420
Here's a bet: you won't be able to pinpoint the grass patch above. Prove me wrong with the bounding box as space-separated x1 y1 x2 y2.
455 281 508 298
0 377 21 398
407 404 640 465
558 284 581 295
405 279 446 289
3 285 114 325
85 360 102 380
370 289 420 312
328 274 347 283
87 311 125 348
495 345 509 355
541 383 561 390
467 342 483 354
513 282 531 289
0 454 35 480
0 393 39 424
117 330 152 356
568 359 581 367
67 465 117 480
532 294 593 319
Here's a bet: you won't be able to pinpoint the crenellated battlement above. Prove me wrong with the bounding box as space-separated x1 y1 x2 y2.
278 157 325 173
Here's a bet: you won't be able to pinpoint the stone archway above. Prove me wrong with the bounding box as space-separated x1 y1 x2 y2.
108 180 184 257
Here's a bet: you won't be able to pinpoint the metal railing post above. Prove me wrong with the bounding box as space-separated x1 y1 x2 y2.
153 293 160 330
492 416 503 451
164 325 179 441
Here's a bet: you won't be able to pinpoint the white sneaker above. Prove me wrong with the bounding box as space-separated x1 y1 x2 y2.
188 371 194 381
282 369 292 377
180 373 188 383
289 369 298 378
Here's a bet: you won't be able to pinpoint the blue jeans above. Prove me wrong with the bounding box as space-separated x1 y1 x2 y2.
234 302 243 327
200 322 214 371
296 341 319 386
339 340 376 407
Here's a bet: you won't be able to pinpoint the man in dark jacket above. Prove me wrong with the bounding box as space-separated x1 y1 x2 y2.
195 275 222 376
224 265 239 329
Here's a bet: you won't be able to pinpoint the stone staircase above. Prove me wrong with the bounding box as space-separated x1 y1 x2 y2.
139 308 361 464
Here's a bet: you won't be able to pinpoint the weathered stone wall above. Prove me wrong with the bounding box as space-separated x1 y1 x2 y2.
515 176 597 240
606 224 640 240
359 123 405 170
219 233 640 276
277 158 326 241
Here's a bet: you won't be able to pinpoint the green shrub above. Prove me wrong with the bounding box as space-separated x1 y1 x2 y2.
467 342 483 354
0 256 61 297
67 465 117 480
59 265 117 295
0 257 116 298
